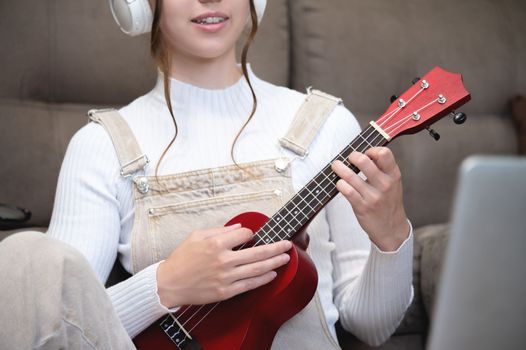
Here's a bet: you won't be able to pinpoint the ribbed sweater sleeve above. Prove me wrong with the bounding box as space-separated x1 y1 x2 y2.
107 262 171 337
329 194 414 346
47 123 170 337
322 106 414 346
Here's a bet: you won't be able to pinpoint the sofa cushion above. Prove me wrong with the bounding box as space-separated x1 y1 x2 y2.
0 99 103 227
511 96 526 154
288 0 526 125
415 223 451 319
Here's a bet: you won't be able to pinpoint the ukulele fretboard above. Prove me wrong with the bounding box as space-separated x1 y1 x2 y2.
254 126 388 245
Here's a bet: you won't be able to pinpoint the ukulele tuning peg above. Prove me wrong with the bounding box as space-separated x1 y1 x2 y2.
426 126 441 141
452 111 467 125
390 95 398 103
411 77 421 85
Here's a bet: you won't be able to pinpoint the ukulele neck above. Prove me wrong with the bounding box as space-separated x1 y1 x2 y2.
254 126 389 245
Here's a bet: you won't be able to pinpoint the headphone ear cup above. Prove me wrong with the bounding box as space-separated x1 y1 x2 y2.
254 0 267 24
109 0 153 36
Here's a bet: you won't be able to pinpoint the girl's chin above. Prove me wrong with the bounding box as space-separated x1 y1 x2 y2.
182 44 235 61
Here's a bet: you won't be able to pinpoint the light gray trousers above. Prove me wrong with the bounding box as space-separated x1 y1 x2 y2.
0 231 136 349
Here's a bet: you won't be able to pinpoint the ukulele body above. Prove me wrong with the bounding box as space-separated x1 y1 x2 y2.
133 211 318 350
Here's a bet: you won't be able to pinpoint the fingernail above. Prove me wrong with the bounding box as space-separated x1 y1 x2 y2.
226 223 242 229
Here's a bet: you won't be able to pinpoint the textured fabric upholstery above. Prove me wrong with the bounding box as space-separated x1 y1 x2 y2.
415 224 451 319
512 96 526 154
289 0 526 119
0 100 97 226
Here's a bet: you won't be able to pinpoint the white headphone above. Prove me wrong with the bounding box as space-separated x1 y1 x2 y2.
109 0 268 37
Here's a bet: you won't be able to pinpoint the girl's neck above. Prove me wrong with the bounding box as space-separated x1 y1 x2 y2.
168 47 242 90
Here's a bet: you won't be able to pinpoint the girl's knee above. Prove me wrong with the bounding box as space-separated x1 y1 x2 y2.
1 231 90 274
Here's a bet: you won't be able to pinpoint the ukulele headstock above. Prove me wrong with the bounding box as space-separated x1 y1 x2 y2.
373 67 471 141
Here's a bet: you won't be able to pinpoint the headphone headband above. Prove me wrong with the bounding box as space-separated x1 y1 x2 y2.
109 0 267 37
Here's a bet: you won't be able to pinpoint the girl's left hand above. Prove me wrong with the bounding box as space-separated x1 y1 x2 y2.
331 147 410 252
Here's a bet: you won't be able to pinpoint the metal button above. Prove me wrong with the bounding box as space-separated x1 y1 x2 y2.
135 177 150 194
274 158 290 173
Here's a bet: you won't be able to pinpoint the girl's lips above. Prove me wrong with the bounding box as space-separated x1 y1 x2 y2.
190 12 229 33
191 19 229 34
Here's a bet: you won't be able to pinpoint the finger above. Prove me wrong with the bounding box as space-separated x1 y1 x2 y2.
347 151 390 189
228 252 290 282
336 178 365 208
365 147 399 176
198 223 242 239
230 240 292 265
225 271 278 299
215 227 255 249
332 159 374 199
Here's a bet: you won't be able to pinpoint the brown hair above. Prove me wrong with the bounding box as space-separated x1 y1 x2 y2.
150 0 260 176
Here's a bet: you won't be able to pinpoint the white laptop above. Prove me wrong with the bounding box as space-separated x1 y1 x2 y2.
427 156 526 350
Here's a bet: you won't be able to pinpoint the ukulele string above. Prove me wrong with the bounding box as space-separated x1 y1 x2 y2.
377 86 426 128
173 87 430 334
382 98 440 136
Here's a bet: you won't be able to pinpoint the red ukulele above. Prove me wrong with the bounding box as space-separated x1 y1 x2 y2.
133 67 471 350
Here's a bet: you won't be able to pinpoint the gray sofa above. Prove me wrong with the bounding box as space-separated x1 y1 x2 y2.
1 0 524 349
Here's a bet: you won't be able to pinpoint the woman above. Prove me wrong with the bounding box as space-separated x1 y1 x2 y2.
0 0 413 349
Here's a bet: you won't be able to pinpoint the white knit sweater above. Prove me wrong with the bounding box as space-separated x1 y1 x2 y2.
47 66 413 346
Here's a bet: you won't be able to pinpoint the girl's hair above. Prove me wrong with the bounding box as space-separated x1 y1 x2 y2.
150 0 260 176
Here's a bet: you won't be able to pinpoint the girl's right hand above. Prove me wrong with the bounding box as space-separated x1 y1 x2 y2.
156 223 292 308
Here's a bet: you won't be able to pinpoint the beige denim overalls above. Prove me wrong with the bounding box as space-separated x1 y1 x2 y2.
88 89 343 349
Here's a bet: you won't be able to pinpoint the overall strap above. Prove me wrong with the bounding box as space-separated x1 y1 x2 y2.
279 88 342 157
87 109 149 177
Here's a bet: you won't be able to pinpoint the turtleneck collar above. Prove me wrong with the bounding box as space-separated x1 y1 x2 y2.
151 63 261 109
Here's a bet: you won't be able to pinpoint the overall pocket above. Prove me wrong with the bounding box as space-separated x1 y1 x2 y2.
147 189 284 261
